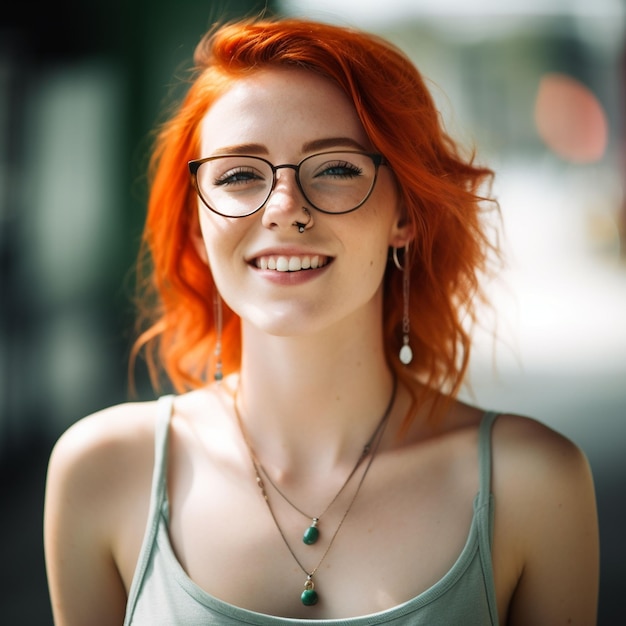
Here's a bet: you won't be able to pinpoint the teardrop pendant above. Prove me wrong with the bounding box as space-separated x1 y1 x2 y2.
301 576 319 606
399 339 413 365
302 518 320 545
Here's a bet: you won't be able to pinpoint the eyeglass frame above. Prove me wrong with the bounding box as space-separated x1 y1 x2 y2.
188 150 387 218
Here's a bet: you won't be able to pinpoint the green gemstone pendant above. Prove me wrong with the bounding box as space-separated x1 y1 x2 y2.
301 577 318 606
302 518 320 545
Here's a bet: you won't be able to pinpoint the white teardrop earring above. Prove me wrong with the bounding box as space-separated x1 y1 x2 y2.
392 246 413 365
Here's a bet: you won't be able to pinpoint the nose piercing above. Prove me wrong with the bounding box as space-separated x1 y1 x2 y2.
294 207 312 233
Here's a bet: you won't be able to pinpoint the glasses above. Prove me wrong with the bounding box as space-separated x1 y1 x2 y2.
188 150 386 218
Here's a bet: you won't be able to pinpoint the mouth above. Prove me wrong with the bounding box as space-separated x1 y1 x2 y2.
254 254 331 272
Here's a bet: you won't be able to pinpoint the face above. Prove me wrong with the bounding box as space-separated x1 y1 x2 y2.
195 67 409 338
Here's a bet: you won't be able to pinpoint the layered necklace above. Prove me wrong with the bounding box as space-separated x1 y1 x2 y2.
233 377 397 606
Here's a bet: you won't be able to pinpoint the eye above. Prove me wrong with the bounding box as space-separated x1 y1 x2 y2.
213 166 265 187
315 160 363 179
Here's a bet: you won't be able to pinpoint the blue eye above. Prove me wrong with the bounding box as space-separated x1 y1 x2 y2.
214 167 264 187
316 161 363 179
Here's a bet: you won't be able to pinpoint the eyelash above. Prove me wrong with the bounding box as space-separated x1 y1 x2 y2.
317 162 363 178
213 168 264 187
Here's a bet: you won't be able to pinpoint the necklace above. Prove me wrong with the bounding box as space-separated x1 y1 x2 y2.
255 397 391 547
233 377 397 606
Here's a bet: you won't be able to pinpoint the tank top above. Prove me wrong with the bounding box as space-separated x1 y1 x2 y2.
124 395 500 625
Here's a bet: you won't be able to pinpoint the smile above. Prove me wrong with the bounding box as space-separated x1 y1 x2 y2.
254 255 330 272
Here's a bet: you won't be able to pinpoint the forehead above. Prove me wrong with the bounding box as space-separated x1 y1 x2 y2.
199 67 371 155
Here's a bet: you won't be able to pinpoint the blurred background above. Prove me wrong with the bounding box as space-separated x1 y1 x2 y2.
1 0 623 623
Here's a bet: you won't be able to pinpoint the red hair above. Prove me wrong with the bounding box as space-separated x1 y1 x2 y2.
131 17 500 422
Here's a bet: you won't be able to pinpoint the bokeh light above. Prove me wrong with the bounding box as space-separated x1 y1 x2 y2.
534 72 609 163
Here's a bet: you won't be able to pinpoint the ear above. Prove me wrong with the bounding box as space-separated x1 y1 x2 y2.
389 210 415 250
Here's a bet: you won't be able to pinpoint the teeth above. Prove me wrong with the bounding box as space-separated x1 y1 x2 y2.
255 255 327 272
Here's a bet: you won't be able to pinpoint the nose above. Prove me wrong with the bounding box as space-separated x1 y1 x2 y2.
260 165 307 230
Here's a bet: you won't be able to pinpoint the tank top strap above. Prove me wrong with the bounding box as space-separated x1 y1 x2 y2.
477 410 499 507
475 410 500 625
124 394 175 625
153 394 174 512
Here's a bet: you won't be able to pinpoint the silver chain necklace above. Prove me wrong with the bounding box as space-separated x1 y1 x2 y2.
233 377 397 606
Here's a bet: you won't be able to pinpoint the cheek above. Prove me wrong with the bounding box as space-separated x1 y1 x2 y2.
196 214 227 278
356 216 396 285
198 210 231 254
353 204 398 258
197 211 251 282
343 227 390 291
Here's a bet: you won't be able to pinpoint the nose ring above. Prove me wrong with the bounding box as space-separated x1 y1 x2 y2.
294 207 312 233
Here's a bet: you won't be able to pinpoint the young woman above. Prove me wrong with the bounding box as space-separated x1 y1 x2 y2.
44 17 599 625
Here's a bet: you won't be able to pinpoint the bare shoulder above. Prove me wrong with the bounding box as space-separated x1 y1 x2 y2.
489 414 600 625
490 413 593 488
48 400 160 492
489 412 596 531
46 385 229 501
45 398 168 550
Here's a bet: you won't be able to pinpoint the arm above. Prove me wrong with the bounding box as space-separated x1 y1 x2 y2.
494 416 600 625
44 406 153 626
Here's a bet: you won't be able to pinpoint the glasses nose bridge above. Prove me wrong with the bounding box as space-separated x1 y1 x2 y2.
268 161 305 198
271 162 300 183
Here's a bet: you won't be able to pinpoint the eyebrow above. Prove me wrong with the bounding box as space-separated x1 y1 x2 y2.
302 137 368 152
212 143 268 156
210 137 369 157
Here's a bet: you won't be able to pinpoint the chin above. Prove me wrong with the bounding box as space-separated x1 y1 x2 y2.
241 305 331 339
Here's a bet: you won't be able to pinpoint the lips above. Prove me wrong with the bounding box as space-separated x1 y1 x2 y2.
254 254 330 272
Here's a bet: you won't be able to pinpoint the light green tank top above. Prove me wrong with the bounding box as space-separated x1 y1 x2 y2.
124 395 499 625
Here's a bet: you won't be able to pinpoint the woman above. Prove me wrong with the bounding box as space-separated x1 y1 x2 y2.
44 16 599 625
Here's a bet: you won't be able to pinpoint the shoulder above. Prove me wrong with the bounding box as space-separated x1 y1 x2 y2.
49 400 162 478
490 413 593 489
44 397 173 608
488 412 596 522
46 399 166 522
488 414 599 622
425 400 592 491
46 386 231 494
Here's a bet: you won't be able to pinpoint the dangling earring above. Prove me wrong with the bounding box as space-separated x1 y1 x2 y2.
213 291 224 381
392 246 413 365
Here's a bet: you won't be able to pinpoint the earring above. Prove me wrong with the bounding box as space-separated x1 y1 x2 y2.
393 246 413 365
392 246 403 271
294 207 312 233
213 291 224 382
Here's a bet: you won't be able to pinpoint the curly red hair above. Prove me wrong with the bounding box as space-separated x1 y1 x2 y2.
131 17 499 422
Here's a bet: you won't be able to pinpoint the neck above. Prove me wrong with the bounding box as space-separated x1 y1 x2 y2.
234 316 396 474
